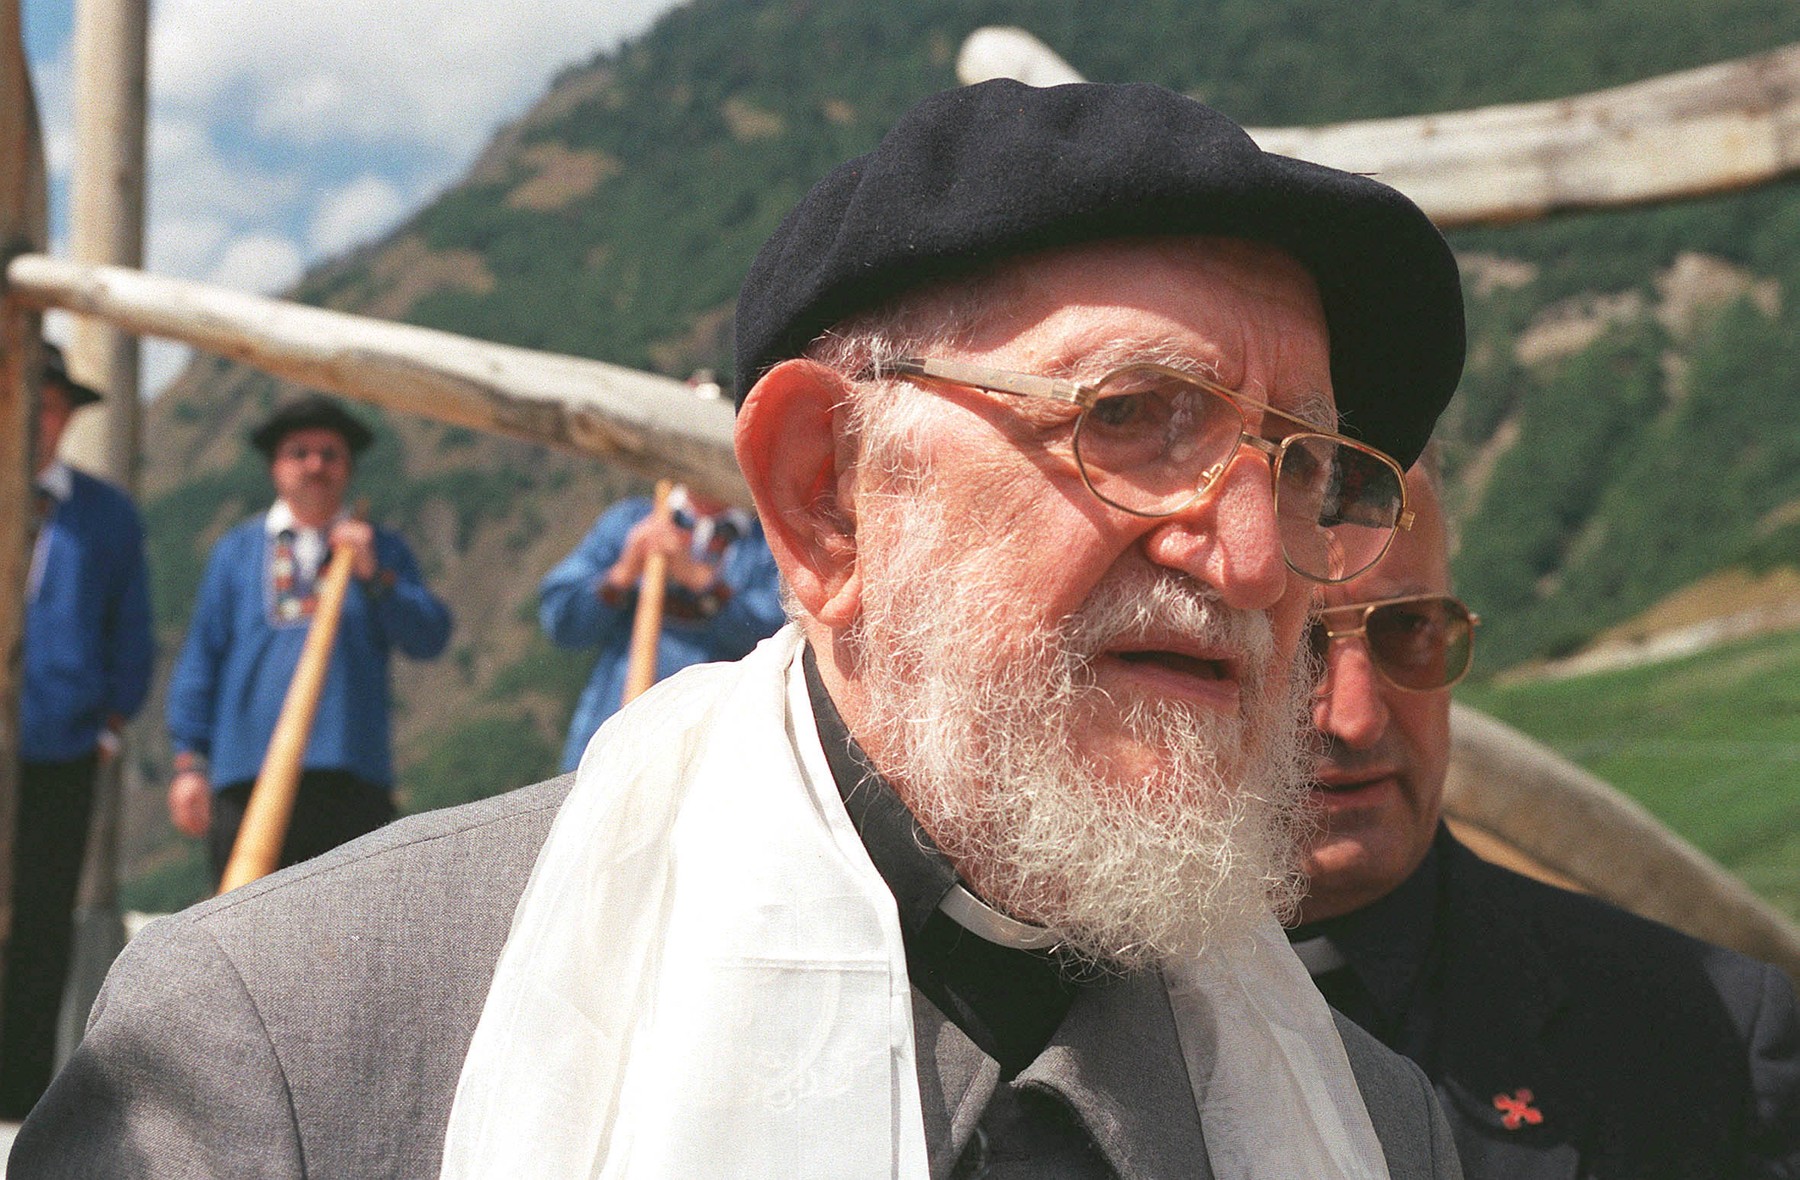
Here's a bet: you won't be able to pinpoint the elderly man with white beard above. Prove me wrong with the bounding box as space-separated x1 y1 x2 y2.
14 81 1467 1179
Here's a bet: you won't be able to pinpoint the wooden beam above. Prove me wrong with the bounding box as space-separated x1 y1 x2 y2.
1444 703 1800 987
960 28 1800 227
3 256 751 507
1252 43 1800 227
1 0 51 1015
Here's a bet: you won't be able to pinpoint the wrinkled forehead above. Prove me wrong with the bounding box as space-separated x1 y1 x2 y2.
827 235 1334 417
972 237 1326 363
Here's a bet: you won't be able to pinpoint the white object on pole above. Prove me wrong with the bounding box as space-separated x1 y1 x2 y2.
955 27 1084 88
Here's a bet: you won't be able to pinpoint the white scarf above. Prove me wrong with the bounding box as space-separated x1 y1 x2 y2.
441 626 1388 1178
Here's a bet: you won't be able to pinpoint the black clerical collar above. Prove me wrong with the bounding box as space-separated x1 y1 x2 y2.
1289 833 1444 1034
801 644 1086 1074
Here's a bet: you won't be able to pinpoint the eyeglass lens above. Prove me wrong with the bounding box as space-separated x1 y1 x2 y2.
1072 365 1403 582
1310 597 1475 691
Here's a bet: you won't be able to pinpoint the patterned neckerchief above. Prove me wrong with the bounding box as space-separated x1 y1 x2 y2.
268 527 319 623
264 501 344 626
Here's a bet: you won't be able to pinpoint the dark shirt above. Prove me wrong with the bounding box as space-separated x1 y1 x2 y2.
1288 835 1444 1061
802 645 1095 1076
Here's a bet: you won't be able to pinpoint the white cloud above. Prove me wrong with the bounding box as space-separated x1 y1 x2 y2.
148 117 306 221
308 174 406 256
147 213 230 281
26 0 693 399
208 234 304 294
143 114 308 291
149 0 678 164
142 340 194 397
32 42 74 184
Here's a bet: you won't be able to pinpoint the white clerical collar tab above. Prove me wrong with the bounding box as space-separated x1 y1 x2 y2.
939 883 1061 951
1290 934 1348 976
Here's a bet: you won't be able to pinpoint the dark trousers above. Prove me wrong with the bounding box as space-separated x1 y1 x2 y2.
0 753 98 1119
207 770 395 885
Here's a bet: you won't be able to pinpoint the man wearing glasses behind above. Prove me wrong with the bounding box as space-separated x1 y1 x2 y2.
1296 455 1800 1179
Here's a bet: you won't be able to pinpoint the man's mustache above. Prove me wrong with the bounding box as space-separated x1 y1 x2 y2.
1066 570 1276 684
1311 732 1386 774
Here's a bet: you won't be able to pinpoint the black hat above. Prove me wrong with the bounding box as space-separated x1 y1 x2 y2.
42 343 104 408
250 394 375 459
735 80 1465 468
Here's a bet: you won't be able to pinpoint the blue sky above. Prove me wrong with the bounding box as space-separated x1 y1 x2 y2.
20 0 686 391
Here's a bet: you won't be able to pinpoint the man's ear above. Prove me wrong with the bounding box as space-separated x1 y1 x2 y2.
735 359 861 627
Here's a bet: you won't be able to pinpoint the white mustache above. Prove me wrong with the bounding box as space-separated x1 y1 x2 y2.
1065 569 1276 687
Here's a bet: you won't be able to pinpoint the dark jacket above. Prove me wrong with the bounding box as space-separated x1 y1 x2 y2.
1348 831 1800 1179
22 467 153 761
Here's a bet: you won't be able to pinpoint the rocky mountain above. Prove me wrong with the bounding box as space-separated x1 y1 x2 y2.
123 0 1800 907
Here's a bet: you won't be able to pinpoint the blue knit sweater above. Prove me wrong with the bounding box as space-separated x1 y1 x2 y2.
23 469 154 762
166 515 451 790
538 497 784 771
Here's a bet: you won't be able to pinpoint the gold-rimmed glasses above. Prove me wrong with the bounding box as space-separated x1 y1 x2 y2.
1310 593 1481 692
890 356 1413 584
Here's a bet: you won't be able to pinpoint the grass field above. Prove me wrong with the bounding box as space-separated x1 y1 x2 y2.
1458 627 1800 922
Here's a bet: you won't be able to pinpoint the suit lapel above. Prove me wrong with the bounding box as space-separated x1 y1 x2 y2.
1432 840 1581 1180
1014 972 1213 1180
910 991 1000 1180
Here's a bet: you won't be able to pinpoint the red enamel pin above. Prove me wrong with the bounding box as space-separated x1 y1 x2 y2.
1493 1088 1544 1130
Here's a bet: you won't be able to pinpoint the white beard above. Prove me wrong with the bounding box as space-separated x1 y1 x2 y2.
847 488 1315 970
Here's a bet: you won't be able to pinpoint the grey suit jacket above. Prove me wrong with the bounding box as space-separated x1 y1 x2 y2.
13 776 1461 1178
915 978 1462 1178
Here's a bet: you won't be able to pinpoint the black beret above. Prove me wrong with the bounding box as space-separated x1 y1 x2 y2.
734 79 1464 468
42 343 103 408
250 394 375 459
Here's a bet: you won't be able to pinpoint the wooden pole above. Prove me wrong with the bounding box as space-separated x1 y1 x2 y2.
960 30 1800 228
54 0 149 1064
62 0 148 484
3 257 750 508
216 543 357 894
621 480 674 705
1 0 51 1016
1444 703 1800 987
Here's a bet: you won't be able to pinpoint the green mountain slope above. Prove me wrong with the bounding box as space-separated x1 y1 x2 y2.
127 0 1800 908
1460 628 1800 921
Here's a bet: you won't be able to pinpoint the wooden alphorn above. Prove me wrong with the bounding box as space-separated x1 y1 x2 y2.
620 480 673 705
216 536 358 894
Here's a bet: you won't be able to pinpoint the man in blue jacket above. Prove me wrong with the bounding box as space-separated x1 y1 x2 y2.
4 344 154 1117
165 395 450 882
539 484 783 771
